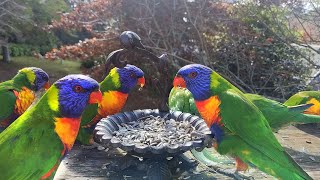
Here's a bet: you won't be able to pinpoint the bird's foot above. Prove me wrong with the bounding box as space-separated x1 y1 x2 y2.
235 157 249 172
234 170 254 180
81 142 104 150
206 165 253 180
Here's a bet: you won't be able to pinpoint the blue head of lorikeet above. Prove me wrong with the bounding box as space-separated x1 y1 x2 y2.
117 64 145 93
173 64 212 101
18 67 50 91
54 74 102 118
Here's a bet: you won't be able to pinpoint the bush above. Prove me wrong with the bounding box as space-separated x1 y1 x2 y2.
9 44 41 57
80 60 95 69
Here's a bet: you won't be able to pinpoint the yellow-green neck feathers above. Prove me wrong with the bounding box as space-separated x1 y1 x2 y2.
100 68 121 92
18 68 36 84
47 85 59 112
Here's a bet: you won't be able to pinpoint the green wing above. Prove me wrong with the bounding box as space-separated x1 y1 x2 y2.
284 91 320 106
80 103 99 126
245 93 302 130
0 89 16 121
168 87 199 115
0 80 23 122
219 89 311 179
77 104 99 145
0 100 63 180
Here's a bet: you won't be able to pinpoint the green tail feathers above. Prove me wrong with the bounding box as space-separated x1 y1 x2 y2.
288 104 313 113
295 113 320 124
287 104 320 124
191 148 233 166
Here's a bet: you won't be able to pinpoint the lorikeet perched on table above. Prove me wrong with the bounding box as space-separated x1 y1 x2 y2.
170 81 320 176
76 64 145 145
284 91 320 115
173 64 312 180
0 67 50 132
0 74 102 180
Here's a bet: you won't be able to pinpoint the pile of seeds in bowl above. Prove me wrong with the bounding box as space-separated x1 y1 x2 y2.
111 115 205 147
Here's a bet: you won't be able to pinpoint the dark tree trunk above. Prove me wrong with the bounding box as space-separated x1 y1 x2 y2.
2 45 10 62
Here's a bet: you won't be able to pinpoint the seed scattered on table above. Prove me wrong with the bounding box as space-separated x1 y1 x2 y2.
111 115 204 147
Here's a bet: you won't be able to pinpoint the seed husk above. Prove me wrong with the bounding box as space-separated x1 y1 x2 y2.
111 115 204 147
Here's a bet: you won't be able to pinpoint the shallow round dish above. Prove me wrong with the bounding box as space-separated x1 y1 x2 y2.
94 109 212 156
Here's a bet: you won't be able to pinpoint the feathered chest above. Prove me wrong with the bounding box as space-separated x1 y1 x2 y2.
98 91 128 117
195 95 222 127
14 87 36 115
195 96 225 145
54 117 81 151
40 117 81 180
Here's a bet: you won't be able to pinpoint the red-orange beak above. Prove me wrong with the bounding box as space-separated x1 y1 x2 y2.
43 82 51 90
173 76 186 88
89 90 103 104
137 77 145 88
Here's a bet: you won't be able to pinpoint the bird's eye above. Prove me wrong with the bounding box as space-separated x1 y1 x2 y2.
130 73 136 78
188 72 197 78
74 85 84 93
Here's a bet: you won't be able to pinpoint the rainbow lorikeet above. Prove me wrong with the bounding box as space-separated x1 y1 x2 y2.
173 64 312 180
0 67 50 132
169 88 320 131
169 82 320 175
76 64 145 145
284 91 320 116
0 74 102 180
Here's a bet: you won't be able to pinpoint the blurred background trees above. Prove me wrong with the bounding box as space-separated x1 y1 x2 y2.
2 0 320 101
0 0 68 60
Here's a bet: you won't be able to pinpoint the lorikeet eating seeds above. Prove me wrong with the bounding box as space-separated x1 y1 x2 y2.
0 74 102 180
76 64 145 145
0 67 50 132
173 64 312 180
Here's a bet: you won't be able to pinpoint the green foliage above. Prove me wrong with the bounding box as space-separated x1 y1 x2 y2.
81 60 95 69
9 43 56 57
4 0 70 56
9 44 36 57
203 2 312 99
19 0 69 22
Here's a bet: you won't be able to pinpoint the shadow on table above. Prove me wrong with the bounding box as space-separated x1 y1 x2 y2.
295 124 320 138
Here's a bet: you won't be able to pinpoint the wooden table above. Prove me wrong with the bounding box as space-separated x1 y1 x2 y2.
54 125 320 179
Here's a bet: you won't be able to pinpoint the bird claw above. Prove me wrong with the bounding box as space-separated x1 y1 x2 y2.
81 142 102 150
234 170 254 180
203 163 253 180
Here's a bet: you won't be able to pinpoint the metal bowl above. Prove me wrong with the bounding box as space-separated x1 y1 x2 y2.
94 109 212 156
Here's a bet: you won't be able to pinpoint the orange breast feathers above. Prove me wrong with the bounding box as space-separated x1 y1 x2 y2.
97 91 129 117
304 98 320 115
14 87 36 115
195 95 222 127
54 117 81 151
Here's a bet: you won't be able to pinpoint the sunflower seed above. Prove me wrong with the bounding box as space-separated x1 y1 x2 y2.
111 115 204 147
